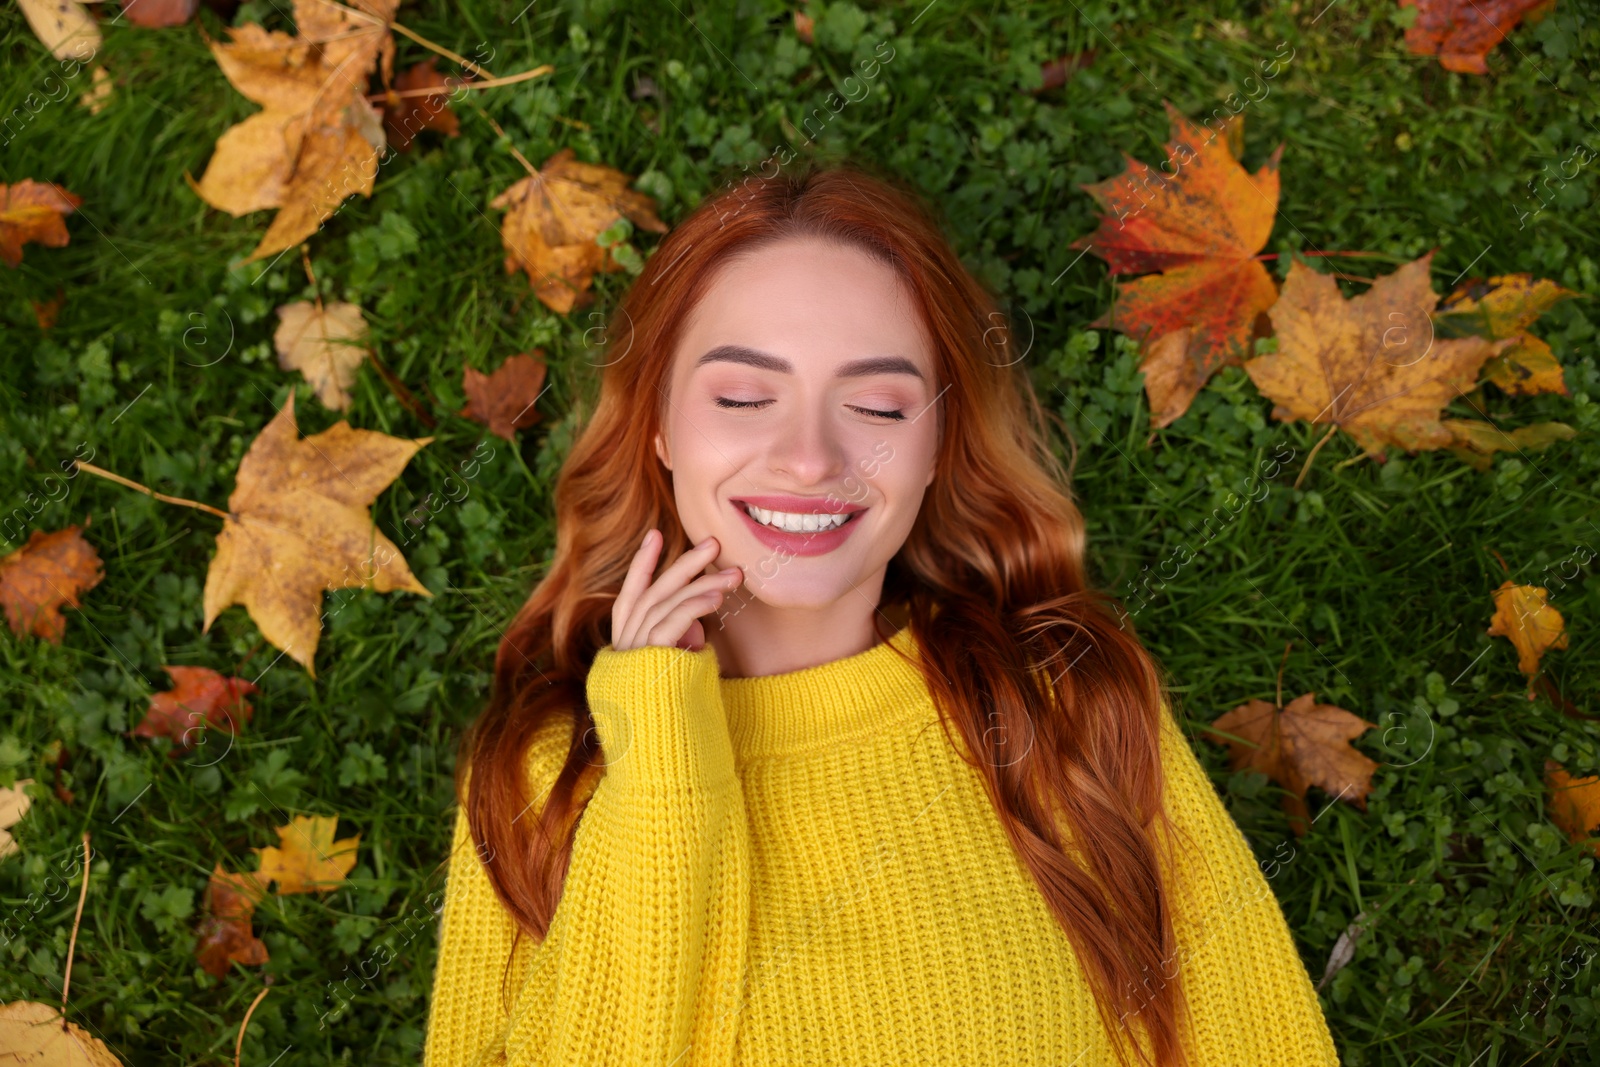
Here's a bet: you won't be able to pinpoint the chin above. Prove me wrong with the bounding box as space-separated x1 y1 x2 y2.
737 574 862 612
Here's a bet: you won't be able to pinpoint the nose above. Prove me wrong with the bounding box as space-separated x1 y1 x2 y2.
769 403 847 485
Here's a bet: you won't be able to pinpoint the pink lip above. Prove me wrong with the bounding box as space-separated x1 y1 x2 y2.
730 496 868 558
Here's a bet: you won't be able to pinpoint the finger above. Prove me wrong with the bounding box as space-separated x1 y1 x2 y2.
654 535 725 596
627 536 723 642
676 618 706 652
634 568 742 645
613 529 662 646
644 589 728 649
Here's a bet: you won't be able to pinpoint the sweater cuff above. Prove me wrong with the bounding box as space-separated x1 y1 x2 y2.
585 643 737 793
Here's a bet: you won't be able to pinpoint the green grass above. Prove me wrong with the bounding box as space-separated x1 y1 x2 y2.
2 0 1598 1063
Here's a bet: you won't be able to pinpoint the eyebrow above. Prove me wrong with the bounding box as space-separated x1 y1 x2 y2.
693 344 926 381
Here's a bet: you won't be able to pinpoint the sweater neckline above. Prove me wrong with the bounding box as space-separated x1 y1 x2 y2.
718 623 931 760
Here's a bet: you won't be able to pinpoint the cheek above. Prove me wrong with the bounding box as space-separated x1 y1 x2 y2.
864 428 936 499
667 412 749 490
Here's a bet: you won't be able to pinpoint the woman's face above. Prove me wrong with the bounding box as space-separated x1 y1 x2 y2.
655 236 941 612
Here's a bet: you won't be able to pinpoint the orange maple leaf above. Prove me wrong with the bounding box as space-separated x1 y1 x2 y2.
1072 101 1283 426
0 523 105 642
1206 692 1379 836
133 666 259 755
0 180 83 268
1398 0 1556 75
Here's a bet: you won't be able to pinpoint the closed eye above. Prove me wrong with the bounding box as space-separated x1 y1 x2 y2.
849 405 906 421
714 398 906 421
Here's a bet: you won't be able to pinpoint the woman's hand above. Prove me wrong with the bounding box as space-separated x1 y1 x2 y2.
612 529 744 651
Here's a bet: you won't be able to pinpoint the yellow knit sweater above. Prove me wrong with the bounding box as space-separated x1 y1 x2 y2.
422 623 1340 1066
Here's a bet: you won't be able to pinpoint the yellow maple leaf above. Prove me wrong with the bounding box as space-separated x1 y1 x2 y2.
254 813 359 894
1443 419 1576 472
1547 759 1600 859
1438 273 1578 340
1486 579 1568 676
1480 334 1568 397
1243 253 1512 461
201 391 432 676
0 1001 123 1065
192 0 399 264
489 147 668 314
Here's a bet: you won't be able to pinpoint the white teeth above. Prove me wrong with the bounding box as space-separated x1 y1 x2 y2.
743 504 853 533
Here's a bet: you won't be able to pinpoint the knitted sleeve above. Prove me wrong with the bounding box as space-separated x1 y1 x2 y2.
1153 703 1341 1065
421 716 581 1067
497 642 753 1066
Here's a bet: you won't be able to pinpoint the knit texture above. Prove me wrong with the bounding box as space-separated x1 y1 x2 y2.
422 624 1341 1066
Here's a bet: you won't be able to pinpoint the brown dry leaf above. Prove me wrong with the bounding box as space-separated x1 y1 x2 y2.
0 1001 123 1065
195 863 270 978
1443 418 1576 471
1398 0 1556 74
1546 759 1600 859
202 391 432 677
1205 692 1378 835
1071 102 1284 427
0 523 105 643
1034 49 1097 93
380 57 462 151
132 666 258 755
1486 579 1567 677
1 779 35 859
489 147 668 314
254 813 359 893
460 351 547 441
192 0 399 264
1242 253 1512 461
273 300 371 410
118 0 199 27
32 288 66 331
793 9 814 43
1 180 84 269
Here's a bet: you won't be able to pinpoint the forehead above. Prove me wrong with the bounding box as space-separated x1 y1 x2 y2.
672 237 934 374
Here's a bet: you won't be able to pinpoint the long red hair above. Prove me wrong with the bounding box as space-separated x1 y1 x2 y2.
457 160 1189 1066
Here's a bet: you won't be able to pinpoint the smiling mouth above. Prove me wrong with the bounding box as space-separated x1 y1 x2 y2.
734 501 863 534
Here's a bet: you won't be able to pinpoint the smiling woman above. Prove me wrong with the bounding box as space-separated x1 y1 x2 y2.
421 161 1340 1067
647 236 940 670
